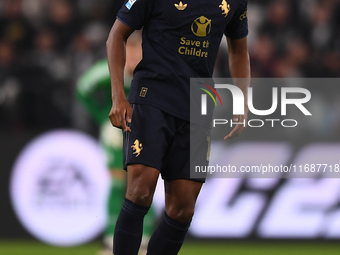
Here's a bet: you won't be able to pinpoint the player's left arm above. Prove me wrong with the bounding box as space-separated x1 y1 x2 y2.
224 36 250 140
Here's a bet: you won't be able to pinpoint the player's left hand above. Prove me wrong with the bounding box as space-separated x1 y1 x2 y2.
224 112 248 140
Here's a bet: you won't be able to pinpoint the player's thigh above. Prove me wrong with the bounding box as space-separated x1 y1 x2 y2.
125 164 160 206
164 179 203 223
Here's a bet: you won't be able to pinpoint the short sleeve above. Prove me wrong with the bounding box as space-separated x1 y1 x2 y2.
117 0 155 30
224 0 248 39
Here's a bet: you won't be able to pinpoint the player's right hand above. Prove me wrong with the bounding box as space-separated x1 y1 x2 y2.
109 97 132 132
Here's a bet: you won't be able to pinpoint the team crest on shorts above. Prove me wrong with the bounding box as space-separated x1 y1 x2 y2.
131 139 143 157
219 0 230 17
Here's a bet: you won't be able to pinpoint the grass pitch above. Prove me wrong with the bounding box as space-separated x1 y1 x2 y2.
1 240 340 255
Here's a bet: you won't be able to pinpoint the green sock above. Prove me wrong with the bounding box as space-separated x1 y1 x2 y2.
105 178 126 236
143 204 155 237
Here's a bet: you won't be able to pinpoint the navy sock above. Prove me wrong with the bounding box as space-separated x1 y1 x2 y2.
147 213 190 255
113 198 150 255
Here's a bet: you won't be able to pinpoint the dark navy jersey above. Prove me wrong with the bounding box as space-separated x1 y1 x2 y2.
117 0 248 121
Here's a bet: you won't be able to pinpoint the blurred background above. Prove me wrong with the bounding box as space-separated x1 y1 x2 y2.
1 0 340 254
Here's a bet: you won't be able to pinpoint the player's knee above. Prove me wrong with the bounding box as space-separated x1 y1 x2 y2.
126 164 159 206
166 205 195 225
127 186 154 207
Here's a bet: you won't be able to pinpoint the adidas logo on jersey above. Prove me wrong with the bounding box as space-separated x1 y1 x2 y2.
175 1 187 10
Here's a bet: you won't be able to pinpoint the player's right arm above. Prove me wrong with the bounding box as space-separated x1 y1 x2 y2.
106 20 134 132
223 0 250 140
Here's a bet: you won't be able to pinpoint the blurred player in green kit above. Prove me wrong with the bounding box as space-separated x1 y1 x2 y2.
76 32 155 255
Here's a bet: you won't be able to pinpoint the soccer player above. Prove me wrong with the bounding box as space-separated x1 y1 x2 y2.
76 32 155 255
107 0 250 254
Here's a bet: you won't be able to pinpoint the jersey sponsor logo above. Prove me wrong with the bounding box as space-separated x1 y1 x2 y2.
239 11 247 20
191 16 211 37
125 0 137 10
219 0 231 17
131 139 143 157
178 37 209 57
178 16 211 57
174 1 187 10
139 87 148 97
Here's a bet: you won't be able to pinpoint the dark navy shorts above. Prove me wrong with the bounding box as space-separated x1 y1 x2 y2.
123 104 211 182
